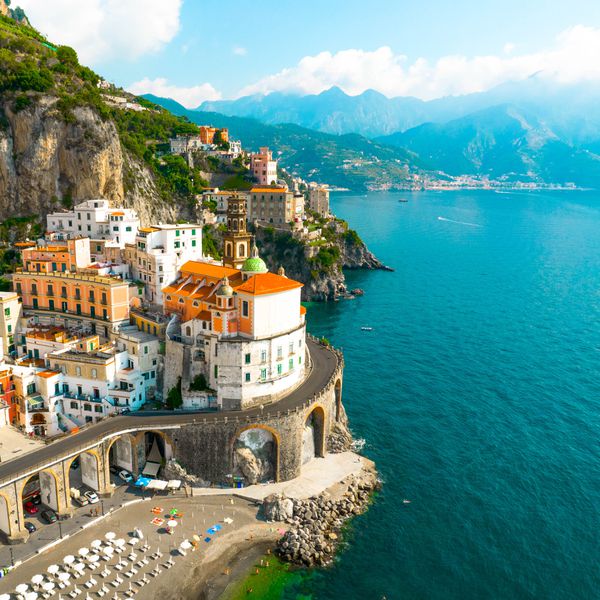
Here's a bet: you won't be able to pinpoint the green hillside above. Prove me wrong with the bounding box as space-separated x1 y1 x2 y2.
144 94 424 190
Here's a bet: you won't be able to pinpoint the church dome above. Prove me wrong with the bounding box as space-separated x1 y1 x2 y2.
242 244 268 274
217 276 234 296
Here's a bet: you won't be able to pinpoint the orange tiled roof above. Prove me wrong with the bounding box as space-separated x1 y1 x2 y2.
37 370 60 379
180 261 240 280
111 211 125 216
300 305 306 315
250 187 288 194
236 273 303 296
197 310 211 321
139 227 159 233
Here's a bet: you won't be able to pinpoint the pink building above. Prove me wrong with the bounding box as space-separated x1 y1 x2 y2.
250 147 278 186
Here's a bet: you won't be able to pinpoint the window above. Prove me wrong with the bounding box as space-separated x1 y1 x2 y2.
299 356 302 365
245 353 251 364
93 388 100 399
214 365 218 378
245 373 251 382
94 405 102 413
175 230 180 236
151 371 156 379
166 295 171 301
174 241 180 249
77 385 82 396
70 401 78 409
76 366 81 376
289 342 294 354
242 301 249 318
84 403 91 412
49 299 54 310
289 358 294 370
277 363 282 375
144 346 148 354
260 368 267 380
178 298 184 304
126 226 132 232
277 346 283 359
260 350 266 362
192 240 196 247
87 225 91 232
91 368 97 379
192 229 196 235
26 382 36 395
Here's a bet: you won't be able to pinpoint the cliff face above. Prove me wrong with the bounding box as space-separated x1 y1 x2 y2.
0 97 179 225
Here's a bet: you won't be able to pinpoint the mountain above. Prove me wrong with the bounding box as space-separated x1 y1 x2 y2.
199 87 429 138
377 104 600 187
198 79 600 145
144 94 425 190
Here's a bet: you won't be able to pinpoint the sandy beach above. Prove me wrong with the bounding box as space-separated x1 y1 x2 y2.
0 453 374 600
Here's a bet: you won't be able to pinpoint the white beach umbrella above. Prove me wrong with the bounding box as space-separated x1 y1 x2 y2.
73 563 85 573
102 546 114 556
0 594 11 600
15 584 29 594
127 537 139 546
90 539 103 549
166 520 177 528
25 592 38 600
42 582 55 592
78 547 89 557
47 565 60 576
180 540 192 550
31 574 44 586
63 555 75 565
88 554 100 563
58 572 70 583
105 532 116 541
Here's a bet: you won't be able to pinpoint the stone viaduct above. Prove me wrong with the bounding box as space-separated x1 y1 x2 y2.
0 338 344 543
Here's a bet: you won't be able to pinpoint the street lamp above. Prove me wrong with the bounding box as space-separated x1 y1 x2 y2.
58 519 63 539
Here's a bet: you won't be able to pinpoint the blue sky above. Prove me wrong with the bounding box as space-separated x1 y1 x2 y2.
17 0 600 106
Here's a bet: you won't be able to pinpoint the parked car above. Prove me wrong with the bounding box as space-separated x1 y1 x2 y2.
24 501 38 514
83 490 99 504
41 509 57 524
31 495 42 505
72 495 88 507
24 522 36 533
117 470 133 483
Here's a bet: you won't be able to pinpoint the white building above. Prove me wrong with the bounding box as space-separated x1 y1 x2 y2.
115 327 161 398
46 200 140 249
170 136 206 154
0 292 21 359
123 223 203 305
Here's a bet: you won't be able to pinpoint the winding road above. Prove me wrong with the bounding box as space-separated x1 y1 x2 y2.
0 339 340 485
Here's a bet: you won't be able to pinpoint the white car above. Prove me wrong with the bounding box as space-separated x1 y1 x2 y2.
118 470 133 483
84 490 99 504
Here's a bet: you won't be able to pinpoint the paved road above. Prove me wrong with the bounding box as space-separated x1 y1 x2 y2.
0 339 339 485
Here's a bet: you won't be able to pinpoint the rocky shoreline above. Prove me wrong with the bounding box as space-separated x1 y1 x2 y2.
262 460 380 567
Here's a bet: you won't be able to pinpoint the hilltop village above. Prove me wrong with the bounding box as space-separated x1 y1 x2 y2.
0 129 352 444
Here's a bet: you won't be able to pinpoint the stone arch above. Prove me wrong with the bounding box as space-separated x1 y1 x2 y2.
225 241 233 257
0 491 13 537
65 449 102 493
132 429 174 475
20 468 60 512
303 405 326 463
334 378 342 421
238 243 246 257
106 433 137 473
231 424 280 484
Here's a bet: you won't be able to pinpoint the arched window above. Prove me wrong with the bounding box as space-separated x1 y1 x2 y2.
186 326 191 336
178 298 184 304
91 368 97 379
238 243 246 257
76 366 81 377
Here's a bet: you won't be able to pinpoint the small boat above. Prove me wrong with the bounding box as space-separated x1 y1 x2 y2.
403 499 411 504
398 199 408 203
361 326 373 331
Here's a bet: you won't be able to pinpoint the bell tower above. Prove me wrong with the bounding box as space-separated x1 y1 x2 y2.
223 194 252 269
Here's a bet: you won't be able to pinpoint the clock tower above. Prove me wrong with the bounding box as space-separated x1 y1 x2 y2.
223 194 252 269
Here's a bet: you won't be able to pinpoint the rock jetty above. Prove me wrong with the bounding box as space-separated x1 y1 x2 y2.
264 461 379 567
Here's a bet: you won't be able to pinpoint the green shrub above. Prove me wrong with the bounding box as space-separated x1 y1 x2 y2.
165 378 182 409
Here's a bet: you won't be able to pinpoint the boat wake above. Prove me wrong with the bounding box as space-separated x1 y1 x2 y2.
351 438 366 452
437 216 482 228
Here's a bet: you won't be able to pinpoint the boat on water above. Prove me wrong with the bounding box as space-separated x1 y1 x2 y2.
398 198 408 203
361 326 373 331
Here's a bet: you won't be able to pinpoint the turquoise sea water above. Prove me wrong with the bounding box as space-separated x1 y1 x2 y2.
286 190 600 600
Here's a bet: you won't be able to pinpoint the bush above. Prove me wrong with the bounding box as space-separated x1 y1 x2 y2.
165 379 182 409
13 94 31 112
189 374 209 392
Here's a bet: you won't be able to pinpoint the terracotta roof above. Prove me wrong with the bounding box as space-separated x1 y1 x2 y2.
180 261 240 280
37 370 60 379
138 227 159 233
197 310 211 321
250 187 288 194
111 211 125 216
300 305 306 315
236 273 303 296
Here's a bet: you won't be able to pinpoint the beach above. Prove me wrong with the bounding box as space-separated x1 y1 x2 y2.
0 452 375 600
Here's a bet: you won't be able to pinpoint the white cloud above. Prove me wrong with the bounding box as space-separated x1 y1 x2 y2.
503 42 515 55
127 77 222 108
16 0 182 64
238 26 600 100
232 46 247 56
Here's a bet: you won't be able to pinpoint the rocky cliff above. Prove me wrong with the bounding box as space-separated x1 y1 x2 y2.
0 97 179 225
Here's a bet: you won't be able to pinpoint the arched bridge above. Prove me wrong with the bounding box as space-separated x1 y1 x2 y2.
0 338 344 543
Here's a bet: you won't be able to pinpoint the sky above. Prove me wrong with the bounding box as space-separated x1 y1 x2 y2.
15 0 600 107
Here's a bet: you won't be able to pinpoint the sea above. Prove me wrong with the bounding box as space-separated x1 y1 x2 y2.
280 190 600 600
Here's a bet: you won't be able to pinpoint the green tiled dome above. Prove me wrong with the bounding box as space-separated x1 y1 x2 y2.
242 256 268 273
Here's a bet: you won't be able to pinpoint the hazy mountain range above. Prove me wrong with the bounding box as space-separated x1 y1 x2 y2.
192 77 600 187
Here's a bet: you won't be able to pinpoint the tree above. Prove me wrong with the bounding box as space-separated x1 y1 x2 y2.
56 45 79 66
165 378 182 409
